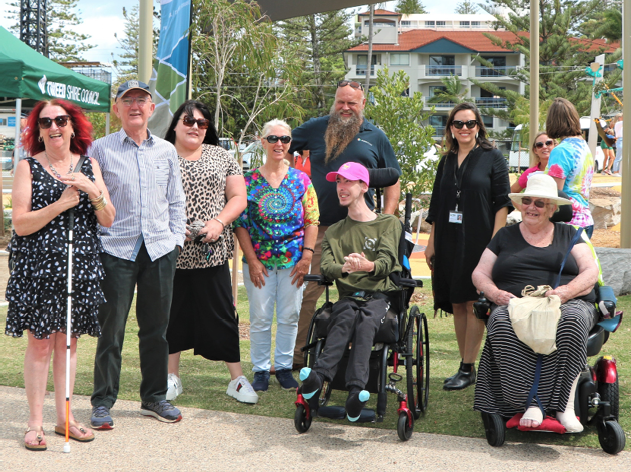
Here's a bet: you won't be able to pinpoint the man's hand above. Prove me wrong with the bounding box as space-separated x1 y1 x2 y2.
342 252 375 274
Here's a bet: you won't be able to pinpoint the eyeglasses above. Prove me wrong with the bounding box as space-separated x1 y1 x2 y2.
451 120 478 129
182 115 210 129
338 80 364 91
265 135 292 144
535 140 554 149
38 115 71 129
120 97 149 107
521 197 547 208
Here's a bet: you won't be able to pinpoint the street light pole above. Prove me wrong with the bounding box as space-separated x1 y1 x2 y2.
138 0 153 84
529 0 539 166
621 0 631 247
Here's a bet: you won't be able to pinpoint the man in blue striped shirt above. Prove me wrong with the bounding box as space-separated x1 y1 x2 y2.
89 80 187 428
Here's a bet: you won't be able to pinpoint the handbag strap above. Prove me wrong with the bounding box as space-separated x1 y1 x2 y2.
553 227 583 289
73 155 87 173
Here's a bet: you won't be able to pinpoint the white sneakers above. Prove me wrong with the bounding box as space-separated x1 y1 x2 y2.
166 373 183 401
226 375 259 404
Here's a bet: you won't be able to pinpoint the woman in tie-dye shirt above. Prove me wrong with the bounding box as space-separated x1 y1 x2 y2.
234 119 319 393
545 98 594 237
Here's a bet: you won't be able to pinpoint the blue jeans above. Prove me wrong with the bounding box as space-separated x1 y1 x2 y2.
613 138 623 173
243 263 303 372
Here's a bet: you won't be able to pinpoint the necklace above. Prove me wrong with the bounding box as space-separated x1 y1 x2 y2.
45 151 73 180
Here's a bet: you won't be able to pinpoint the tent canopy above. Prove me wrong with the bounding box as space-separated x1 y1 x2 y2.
0 27 110 113
256 0 368 21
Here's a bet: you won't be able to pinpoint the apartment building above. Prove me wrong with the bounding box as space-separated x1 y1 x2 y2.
346 10 522 137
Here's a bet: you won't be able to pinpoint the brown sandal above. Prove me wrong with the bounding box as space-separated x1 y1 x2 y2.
24 426 47 451
54 422 95 442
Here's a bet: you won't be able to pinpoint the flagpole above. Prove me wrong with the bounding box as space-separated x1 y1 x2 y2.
138 0 153 83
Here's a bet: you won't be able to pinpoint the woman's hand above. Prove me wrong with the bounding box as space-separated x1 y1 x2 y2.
56 185 81 212
200 219 224 243
60 172 100 199
248 258 269 289
493 289 516 306
425 224 435 269
545 287 569 304
290 258 311 286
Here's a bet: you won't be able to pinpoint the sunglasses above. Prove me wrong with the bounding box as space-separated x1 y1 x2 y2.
452 120 478 129
182 115 210 129
265 135 292 144
535 140 554 148
38 115 71 129
338 80 364 91
521 197 547 208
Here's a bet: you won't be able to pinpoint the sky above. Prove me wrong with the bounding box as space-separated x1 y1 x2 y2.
0 0 467 67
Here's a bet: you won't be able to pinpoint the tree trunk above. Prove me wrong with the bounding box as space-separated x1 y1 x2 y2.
309 15 325 111
365 4 375 90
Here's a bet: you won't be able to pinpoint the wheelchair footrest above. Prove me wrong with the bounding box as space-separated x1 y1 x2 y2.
318 405 376 423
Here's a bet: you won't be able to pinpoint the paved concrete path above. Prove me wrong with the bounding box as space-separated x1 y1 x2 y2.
1 385 629 472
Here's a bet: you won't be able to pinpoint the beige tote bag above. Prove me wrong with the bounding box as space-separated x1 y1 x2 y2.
508 285 562 355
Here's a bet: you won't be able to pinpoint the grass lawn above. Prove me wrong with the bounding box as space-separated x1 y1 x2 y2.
0 281 629 451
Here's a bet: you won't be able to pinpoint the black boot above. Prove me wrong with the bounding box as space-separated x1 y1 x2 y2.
444 360 464 384
443 363 476 391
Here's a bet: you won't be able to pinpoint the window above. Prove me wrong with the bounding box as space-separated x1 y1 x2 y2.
429 86 447 97
425 20 435 27
429 55 455 66
429 55 457 76
430 115 448 127
482 115 494 128
390 53 409 66
401 21 411 27
460 21 470 27
436 21 446 27
482 57 507 67
472 21 481 27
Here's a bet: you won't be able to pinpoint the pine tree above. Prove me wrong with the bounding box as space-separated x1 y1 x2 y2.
7 0 93 62
395 0 428 14
455 0 479 14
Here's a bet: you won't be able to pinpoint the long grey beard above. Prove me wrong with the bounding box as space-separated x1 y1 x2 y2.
324 112 362 164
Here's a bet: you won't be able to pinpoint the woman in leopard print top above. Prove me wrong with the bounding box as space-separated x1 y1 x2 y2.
163 100 258 404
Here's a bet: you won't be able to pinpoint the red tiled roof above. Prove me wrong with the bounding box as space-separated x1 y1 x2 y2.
348 30 523 53
358 9 400 16
571 38 619 53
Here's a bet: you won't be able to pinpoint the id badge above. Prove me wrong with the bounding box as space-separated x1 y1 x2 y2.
449 211 463 224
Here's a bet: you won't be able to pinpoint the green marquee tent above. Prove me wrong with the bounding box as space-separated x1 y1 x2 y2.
0 26 110 113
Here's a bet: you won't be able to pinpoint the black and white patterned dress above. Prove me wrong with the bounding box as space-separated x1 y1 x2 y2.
5 157 105 339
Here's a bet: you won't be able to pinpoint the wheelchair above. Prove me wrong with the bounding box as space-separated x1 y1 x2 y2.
293 193 430 441
473 286 625 454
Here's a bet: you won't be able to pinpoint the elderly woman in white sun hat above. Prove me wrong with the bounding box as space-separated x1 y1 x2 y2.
472 174 599 433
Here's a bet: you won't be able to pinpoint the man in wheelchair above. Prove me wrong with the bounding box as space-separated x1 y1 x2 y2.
299 162 402 422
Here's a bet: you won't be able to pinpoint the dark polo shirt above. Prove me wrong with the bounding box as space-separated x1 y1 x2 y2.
289 116 400 226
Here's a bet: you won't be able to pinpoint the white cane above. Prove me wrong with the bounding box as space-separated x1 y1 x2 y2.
63 207 75 453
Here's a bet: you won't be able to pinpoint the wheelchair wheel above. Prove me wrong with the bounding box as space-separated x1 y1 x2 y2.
598 379 619 421
303 315 318 368
294 405 312 434
481 412 505 447
406 306 430 419
397 412 414 441
598 420 625 455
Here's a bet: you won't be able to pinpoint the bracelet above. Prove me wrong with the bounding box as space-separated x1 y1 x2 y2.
213 217 226 229
303 247 315 253
90 191 108 211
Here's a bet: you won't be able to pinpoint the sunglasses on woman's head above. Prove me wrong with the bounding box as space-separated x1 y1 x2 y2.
38 115 71 129
535 140 554 148
338 80 364 91
182 115 210 129
452 120 478 129
521 197 547 208
265 135 292 144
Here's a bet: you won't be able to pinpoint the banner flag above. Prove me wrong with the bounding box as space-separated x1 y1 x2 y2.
148 0 191 138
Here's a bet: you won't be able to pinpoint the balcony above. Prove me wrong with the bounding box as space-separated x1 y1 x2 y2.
426 65 462 77
425 98 458 108
475 66 518 77
474 97 508 109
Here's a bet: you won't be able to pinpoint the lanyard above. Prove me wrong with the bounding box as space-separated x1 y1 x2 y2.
452 151 472 211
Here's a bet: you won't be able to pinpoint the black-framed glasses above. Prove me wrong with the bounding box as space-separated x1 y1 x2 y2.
338 80 364 91
38 115 71 129
535 140 554 148
521 197 547 208
265 135 292 144
182 115 210 129
452 120 478 129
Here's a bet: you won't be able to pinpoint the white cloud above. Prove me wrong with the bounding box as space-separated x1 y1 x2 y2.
74 15 126 65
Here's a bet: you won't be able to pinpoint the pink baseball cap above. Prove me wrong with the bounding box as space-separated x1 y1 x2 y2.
326 162 370 186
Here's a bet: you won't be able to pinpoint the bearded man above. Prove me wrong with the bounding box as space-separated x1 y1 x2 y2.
287 80 400 369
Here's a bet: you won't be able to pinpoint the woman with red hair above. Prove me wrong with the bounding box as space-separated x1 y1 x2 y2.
7 99 114 450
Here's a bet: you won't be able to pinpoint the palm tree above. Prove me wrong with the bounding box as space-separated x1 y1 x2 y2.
427 74 469 106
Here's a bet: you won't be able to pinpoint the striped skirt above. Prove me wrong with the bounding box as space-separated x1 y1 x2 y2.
474 299 597 417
